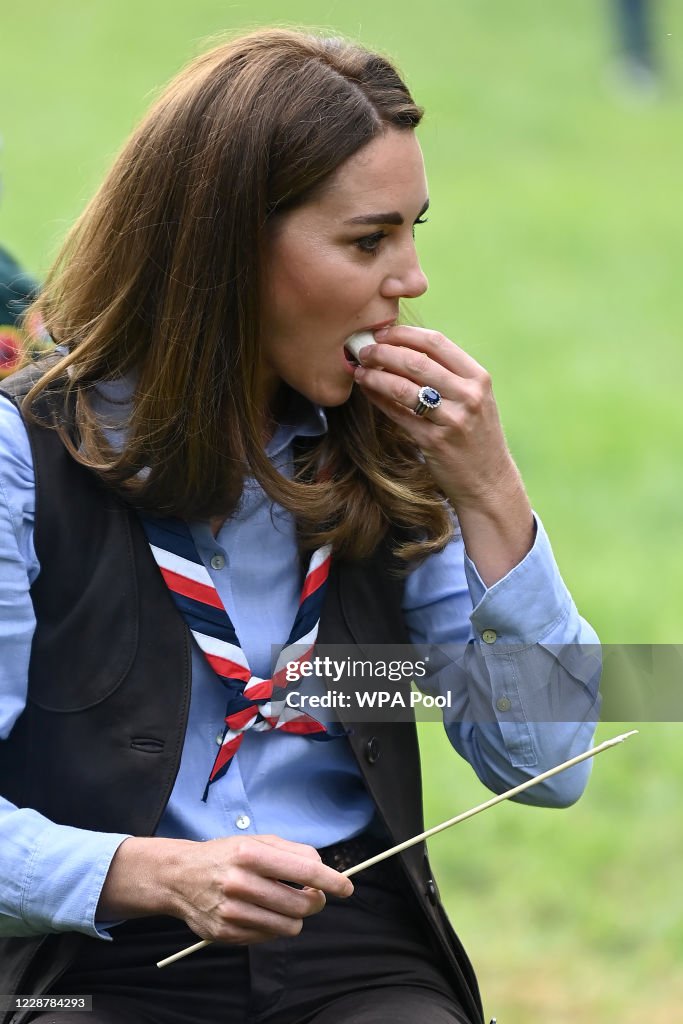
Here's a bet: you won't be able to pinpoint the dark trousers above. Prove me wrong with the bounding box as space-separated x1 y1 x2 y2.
31 859 473 1024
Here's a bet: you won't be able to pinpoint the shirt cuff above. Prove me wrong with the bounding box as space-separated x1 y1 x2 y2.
465 513 573 645
19 814 131 939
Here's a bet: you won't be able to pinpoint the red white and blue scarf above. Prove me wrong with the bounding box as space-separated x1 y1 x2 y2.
140 516 334 800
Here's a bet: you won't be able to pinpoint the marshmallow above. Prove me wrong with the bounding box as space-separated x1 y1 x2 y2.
345 331 376 362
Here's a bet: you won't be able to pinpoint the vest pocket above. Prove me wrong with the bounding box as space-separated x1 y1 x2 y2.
130 737 165 753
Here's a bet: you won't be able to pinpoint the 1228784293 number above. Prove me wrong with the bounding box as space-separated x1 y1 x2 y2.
0 996 92 1011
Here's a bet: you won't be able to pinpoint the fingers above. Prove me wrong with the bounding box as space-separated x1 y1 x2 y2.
196 888 319 942
354 326 491 421
175 834 353 947
371 325 487 380
201 835 353 898
213 865 326 925
235 835 353 899
355 362 490 426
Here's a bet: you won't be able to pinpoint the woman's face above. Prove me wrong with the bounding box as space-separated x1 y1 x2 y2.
260 128 429 409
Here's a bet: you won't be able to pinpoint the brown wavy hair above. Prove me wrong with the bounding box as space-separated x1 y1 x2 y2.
25 28 453 562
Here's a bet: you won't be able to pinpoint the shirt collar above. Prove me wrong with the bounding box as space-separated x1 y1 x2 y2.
89 374 329 455
265 393 328 458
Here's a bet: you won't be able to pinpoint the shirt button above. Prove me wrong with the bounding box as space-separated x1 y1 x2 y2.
215 732 224 746
235 814 251 830
496 696 512 712
482 629 497 644
210 553 226 570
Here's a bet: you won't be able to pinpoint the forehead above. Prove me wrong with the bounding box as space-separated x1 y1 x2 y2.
312 128 428 218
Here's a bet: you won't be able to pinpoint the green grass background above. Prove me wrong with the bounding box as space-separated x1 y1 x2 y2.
2 2 681 1020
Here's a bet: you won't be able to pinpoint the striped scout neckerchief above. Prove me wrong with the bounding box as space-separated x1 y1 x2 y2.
140 515 334 800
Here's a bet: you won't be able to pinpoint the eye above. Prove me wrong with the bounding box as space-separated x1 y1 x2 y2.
355 231 387 255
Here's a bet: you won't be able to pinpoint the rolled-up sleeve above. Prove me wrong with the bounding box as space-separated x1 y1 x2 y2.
403 514 601 807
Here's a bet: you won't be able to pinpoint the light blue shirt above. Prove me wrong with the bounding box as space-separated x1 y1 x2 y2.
0 390 600 940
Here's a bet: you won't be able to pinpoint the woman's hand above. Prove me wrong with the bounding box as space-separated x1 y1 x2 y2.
98 834 353 944
353 325 535 585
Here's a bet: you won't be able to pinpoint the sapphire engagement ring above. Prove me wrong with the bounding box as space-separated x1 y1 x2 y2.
414 385 442 416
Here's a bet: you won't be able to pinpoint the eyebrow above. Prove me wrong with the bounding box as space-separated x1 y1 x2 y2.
345 197 430 226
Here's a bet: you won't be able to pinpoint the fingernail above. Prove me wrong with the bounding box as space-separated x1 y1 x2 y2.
354 366 366 379
374 327 390 339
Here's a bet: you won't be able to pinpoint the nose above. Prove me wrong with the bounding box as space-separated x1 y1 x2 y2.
381 241 428 300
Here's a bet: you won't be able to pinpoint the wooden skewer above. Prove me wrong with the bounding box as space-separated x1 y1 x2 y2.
157 729 638 968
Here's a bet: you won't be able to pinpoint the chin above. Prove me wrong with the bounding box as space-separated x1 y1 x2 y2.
298 378 354 409
322 383 355 408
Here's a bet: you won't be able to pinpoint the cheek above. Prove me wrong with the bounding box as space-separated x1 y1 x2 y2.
269 258 330 321
302 262 377 320
266 239 377 328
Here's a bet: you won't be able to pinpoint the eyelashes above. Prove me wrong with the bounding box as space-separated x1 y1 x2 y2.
354 217 429 256
355 231 388 254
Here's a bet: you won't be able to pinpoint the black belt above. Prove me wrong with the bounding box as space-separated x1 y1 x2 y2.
318 832 386 873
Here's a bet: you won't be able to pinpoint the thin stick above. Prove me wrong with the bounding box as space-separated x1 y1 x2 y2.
157 729 638 968
344 729 638 875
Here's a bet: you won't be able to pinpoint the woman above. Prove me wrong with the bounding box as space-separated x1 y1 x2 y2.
0 29 600 1024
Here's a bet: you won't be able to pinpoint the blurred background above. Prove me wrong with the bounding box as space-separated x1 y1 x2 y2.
2 1 681 1020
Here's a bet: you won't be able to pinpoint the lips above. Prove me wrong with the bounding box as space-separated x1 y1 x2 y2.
343 321 393 367
344 331 376 368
